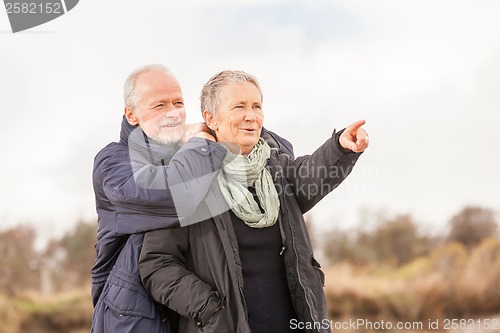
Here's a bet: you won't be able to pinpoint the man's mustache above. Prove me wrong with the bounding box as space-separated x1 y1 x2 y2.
158 118 184 127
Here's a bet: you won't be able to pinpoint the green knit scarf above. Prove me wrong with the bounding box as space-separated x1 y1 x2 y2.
218 138 280 228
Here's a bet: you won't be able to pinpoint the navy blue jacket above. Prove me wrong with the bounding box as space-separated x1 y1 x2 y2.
90 116 293 333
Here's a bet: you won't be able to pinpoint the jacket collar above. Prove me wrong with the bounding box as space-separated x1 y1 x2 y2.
119 115 136 146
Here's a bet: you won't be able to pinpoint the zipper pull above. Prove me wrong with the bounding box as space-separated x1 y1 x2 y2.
279 246 285 255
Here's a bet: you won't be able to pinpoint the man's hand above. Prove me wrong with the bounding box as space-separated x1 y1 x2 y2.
339 120 369 153
183 123 216 142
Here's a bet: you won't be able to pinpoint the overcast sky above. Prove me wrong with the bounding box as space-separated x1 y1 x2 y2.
1 0 499 241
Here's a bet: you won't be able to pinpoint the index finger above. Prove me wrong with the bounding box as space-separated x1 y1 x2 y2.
346 119 366 133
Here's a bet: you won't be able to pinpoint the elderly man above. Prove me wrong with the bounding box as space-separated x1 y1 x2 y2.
90 65 294 333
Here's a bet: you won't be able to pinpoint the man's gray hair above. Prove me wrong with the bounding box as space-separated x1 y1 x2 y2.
123 64 172 110
200 70 263 116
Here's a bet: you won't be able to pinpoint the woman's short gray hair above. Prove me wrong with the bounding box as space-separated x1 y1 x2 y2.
200 70 263 116
123 64 172 110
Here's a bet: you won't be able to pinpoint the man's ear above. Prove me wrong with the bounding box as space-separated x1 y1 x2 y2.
202 110 217 131
124 107 139 126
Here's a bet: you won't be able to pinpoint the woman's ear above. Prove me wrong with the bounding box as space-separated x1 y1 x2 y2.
124 107 139 126
202 110 218 131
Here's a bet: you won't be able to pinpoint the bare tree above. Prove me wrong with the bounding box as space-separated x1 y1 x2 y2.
448 206 498 247
0 226 40 295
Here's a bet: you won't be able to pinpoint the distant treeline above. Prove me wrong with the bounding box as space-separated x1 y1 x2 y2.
0 205 498 296
320 206 498 266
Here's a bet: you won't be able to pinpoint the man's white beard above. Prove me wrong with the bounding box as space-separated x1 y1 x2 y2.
141 119 186 146
152 131 184 146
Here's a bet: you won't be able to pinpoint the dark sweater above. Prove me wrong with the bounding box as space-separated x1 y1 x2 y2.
230 188 301 333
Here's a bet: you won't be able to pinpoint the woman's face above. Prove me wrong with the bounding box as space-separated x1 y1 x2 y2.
208 82 264 155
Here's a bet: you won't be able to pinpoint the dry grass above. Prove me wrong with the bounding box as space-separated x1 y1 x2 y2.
0 295 23 333
0 288 92 333
324 238 500 322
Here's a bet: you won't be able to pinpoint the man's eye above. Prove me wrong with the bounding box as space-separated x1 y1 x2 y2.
175 101 184 106
253 105 262 109
155 104 164 109
234 105 243 109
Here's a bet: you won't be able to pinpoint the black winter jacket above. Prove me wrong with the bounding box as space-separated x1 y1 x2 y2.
139 130 361 333
90 116 293 333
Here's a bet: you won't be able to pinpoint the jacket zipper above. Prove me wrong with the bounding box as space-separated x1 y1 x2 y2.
285 200 316 330
269 158 288 255
275 157 316 330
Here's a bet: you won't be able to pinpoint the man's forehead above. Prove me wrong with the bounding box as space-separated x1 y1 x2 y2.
137 73 182 94
138 70 179 86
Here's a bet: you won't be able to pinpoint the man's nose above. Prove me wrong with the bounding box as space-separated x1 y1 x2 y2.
164 106 182 118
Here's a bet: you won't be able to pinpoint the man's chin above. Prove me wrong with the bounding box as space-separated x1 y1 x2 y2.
154 128 186 146
154 134 182 146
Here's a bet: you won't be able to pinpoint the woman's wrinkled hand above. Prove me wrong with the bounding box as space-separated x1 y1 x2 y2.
339 120 369 153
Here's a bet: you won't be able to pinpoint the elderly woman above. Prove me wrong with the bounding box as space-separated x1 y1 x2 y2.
139 70 368 333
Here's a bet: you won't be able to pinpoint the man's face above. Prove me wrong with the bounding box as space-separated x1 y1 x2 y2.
129 71 186 145
212 81 263 155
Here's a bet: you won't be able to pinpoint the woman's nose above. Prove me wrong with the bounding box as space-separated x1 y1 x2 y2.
244 108 257 121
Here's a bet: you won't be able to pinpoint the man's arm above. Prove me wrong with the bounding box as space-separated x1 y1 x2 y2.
96 138 226 234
